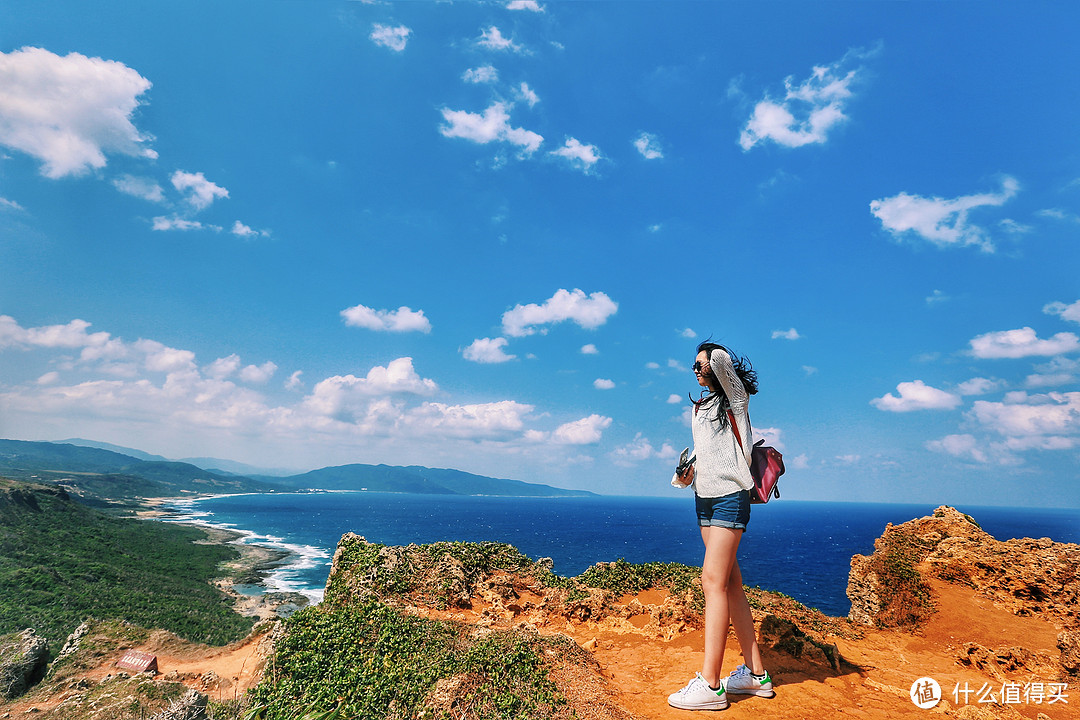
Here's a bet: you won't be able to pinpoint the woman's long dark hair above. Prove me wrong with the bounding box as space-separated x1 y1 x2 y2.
691 341 758 428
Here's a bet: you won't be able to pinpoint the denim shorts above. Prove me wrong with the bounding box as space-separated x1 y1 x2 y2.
695 489 751 530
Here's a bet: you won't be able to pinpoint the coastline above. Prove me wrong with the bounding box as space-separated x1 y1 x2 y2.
135 494 321 620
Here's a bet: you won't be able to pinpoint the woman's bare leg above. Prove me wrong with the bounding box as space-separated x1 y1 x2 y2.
699 525 742 687
727 559 765 675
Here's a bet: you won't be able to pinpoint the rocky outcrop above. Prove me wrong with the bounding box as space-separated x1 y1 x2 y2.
848 505 1080 682
151 688 207 720
848 506 1080 629
54 622 90 665
0 629 48 699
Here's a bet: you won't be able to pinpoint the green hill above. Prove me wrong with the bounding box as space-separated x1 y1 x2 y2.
271 463 595 497
0 439 277 502
0 478 254 650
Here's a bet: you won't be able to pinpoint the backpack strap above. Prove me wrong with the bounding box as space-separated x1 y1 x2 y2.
726 409 751 469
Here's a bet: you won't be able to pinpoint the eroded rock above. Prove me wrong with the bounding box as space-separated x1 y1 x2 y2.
0 629 48 699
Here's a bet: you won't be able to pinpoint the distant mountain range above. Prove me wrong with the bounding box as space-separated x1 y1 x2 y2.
269 463 594 497
0 439 278 502
57 438 300 477
0 439 594 501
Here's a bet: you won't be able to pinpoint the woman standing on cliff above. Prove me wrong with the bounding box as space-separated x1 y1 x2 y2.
667 341 775 711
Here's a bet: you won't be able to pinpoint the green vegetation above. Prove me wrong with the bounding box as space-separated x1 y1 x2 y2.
867 527 936 630
0 479 255 650
248 602 566 720
933 506 981 529
578 558 705 608
325 539 541 608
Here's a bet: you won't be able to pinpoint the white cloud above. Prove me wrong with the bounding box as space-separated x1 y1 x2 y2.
594 378 615 390
1044 300 1080 325
751 426 786 452
463 337 516 364
771 328 801 341
171 170 229 211
633 132 663 160
239 361 277 384
870 380 962 412
0 196 24 211
507 0 544 11
231 221 268 238
0 47 156 178
609 433 677 467
340 303 432 333
667 358 682 370
135 339 197 373
1026 357 1079 388
667 394 682 404
2 317 628 456
1025 372 1075 389
463 65 499 84
515 82 540 107
151 216 218 232
501 288 618 337
1038 208 1080 224
956 377 1002 396
552 414 612 444
439 102 543 156
405 400 533 439
645 362 661 370
969 391 1080 439
477 26 523 53
205 354 242 380
926 290 950 306
802 366 818 376
112 174 164 202
999 218 1032 234
969 327 1080 359
0 316 111 350
371 24 411 52
679 328 696 339
580 344 599 355
926 434 988 463
869 176 1019 252
549 137 601 173
304 358 437 419
739 46 874 151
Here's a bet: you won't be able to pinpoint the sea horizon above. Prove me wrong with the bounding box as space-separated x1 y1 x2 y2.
155 492 1080 617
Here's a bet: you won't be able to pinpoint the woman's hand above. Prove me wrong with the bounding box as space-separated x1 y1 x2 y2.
671 463 695 488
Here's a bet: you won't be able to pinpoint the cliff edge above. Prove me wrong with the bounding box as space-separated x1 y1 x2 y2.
247 506 1077 719
4 505 1077 719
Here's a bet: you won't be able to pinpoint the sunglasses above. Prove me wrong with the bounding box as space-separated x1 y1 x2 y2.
693 361 708 373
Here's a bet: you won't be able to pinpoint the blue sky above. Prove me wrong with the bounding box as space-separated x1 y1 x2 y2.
1 1 1078 506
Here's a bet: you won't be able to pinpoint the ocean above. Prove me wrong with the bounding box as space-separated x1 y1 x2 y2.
162 493 1080 618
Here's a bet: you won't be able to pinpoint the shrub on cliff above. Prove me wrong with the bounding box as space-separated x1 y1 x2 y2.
248 601 567 719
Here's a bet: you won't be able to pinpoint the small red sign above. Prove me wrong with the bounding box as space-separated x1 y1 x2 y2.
115 650 158 674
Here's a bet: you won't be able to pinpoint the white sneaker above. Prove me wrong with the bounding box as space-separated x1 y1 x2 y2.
725 664 775 698
667 673 728 710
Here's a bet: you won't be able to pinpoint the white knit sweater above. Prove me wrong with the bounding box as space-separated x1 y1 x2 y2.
690 348 755 498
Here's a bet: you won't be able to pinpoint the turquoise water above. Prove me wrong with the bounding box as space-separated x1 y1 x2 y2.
163 493 1080 617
